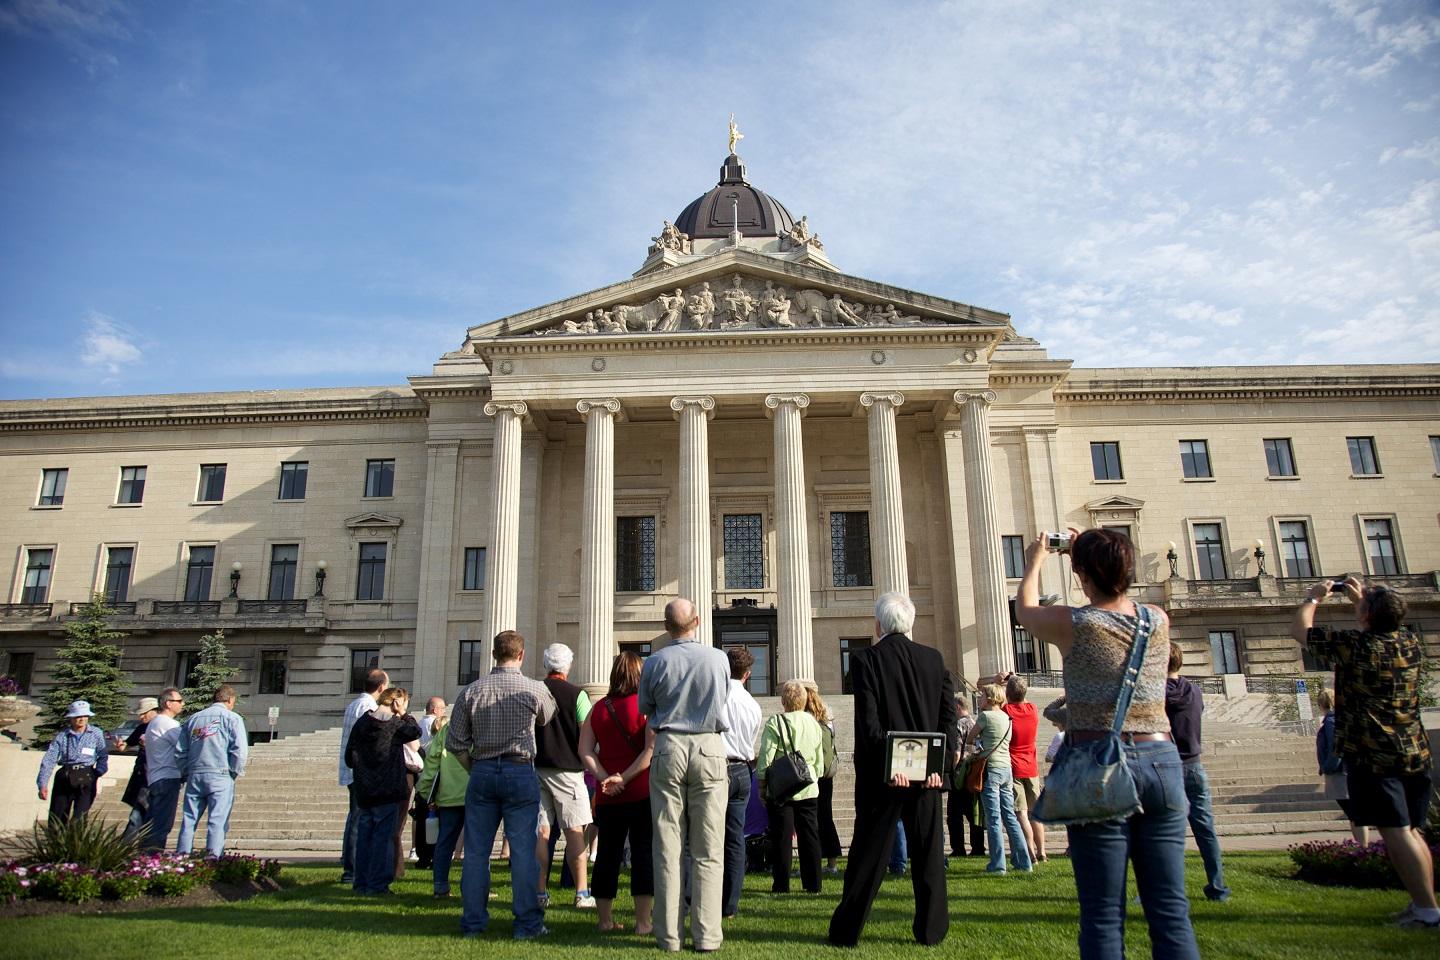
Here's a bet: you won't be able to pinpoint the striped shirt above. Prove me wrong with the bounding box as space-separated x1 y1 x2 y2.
37 725 109 789
446 664 557 762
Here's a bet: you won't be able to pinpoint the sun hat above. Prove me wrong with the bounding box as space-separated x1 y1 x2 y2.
135 697 159 714
65 700 94 718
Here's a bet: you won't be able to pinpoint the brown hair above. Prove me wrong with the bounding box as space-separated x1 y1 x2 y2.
726 645 754 681
493 630 525 663
805 687 830 725
1005 674 1028 703
1317 688 1335 712
1168 642 1185 674
1071 528 1134 598
363 668 388 694
213 683 237 704
377 687 409 711
1363 586 1407 634
608 651 644 698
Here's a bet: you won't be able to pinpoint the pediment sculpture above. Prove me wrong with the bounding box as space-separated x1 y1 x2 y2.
531 274 941 336
781 214 824 252
648 220 692 256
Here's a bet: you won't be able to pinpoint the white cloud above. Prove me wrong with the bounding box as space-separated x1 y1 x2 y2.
0 0 133 74
79 311 142 374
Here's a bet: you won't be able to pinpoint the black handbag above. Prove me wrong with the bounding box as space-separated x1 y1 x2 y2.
64 764 95 791
764 715 815 803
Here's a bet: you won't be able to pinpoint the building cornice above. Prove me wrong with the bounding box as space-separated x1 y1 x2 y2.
480 324 1009 359
0 389 426 433
1056 367 1440 403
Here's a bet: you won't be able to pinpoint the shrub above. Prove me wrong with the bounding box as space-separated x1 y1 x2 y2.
213 854 263 884
1290 838 1440 888
0 864 26 904
29 863 102 904
181 630 239 718
19 816 141 872
99 871 146 901
0 675 21 696
34 595 131 745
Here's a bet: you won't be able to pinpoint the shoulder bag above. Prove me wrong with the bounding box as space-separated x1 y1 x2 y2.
764 715 815 804
958 715 1010 793
1030 603 1154 826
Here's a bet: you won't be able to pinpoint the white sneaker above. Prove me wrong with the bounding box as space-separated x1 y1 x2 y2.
537 890 551 909
574 890 597 909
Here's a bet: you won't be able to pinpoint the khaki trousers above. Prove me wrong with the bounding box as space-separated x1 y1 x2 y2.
650 730 728 951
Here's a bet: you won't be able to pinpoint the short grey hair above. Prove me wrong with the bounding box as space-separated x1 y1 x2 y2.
875 592 915 637
543 643 574 673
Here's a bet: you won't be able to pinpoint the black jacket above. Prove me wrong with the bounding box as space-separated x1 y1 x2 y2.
345 711 421 808
849 633 958 801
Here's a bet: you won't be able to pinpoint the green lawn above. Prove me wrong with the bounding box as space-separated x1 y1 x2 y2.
5 852 1434 958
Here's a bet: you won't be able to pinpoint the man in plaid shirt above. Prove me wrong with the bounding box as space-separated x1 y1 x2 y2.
1293 577 1436 930
447 629 557 941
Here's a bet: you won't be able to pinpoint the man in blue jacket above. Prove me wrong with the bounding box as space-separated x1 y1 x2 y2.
175 684 248 856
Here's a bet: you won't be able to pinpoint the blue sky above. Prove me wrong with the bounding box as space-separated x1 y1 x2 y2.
1 0 1437 400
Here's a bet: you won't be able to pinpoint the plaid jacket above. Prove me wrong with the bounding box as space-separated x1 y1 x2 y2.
1306 626 1431 775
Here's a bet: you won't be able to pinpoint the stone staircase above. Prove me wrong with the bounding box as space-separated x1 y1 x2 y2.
87 691 1348 854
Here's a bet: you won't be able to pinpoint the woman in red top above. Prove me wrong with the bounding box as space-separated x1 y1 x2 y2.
579 651 657 934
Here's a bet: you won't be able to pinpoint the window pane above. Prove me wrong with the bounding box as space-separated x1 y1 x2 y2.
357 542 387 600
268 544 299 600
1265 438 1296 477
258 650 288 694
615 516 656 592
830 511 873 587
365 459 395 497
1347 437 1379 475
118 466 146 504
1090 442 1123 480
22 549 53 604
350 648 380 693
199 464 226 501
185 546 215 601
1431 436 1440 473
105 547 134 602
1001 535 1024 579
723 514 764 589
1365 519 1399 575
840 637 871 695
458 640 482 685
463 547 486 590
1208 630 1240 674
39 468 67 506
1193 523 1226 580
1279 521 1314 578
279 462 308 500
1180 440 1211 478
175 651 201 689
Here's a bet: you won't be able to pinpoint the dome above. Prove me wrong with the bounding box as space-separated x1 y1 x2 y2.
673 153 797 240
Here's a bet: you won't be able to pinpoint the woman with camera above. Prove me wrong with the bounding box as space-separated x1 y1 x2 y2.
1016 528 1199 960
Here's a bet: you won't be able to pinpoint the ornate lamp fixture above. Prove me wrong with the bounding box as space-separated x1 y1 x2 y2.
228 561 242 598
314 559 328 597
1165 541 1179 579
1253 538 1267 576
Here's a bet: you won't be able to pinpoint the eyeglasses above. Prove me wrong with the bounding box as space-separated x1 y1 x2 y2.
165 698 184 703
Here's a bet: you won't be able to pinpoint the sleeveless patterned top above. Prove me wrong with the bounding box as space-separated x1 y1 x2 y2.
1063 604 1171 734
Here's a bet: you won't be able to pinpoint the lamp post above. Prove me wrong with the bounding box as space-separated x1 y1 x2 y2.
228 561 242 598
314 559 328 597
1165 541 1179 579
1253 538 1267 576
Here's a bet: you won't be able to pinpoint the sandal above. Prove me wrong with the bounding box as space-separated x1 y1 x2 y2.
598 921 625 933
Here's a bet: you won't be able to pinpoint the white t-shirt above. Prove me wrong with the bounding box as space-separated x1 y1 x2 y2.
144 713 182 784
718 679 762 762
1045 731 1065 763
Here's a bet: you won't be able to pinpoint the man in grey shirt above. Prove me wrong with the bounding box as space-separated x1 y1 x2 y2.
638 597 731 953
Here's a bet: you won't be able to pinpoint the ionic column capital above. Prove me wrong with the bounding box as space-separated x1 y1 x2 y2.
670 396 716 420
858 391 906 411
483 400 529 418
764 393 811 418
576 398 624 420
952 389 997 410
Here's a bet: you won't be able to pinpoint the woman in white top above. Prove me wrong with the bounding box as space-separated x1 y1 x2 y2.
976 682 1032 874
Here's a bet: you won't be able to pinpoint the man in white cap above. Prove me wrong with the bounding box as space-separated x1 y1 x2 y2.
36 700 110 823
113 696 160 841
533 642 595 909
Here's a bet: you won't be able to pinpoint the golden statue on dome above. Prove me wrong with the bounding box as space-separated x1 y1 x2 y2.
728 114 744 155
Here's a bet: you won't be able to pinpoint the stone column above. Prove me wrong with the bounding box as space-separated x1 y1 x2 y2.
576 398 621 696
860 391 908 596
480 401 527 672
765 393 814 684
413 439 460 698
956 390 1013 677
671 396 715 646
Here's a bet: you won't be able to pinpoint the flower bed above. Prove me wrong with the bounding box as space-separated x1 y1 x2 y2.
0 853 282 907
1289 838 1440 888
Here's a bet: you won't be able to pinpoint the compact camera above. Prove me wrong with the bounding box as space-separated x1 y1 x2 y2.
1330 579 1349 593
1046 533 1072 554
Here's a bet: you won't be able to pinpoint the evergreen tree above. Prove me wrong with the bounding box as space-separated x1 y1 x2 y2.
34 595 131 746
180 630 239 717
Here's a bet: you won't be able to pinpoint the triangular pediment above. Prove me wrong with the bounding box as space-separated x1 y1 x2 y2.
1085 496 1146 513
464 249 1009 343
345 512 404 529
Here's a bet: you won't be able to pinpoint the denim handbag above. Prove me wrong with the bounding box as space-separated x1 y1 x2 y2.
1030 604 1154 826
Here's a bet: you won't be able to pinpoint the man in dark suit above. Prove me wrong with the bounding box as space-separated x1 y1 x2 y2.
828 592 959 947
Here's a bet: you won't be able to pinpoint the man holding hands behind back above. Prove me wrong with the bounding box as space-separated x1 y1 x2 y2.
828 592 958 947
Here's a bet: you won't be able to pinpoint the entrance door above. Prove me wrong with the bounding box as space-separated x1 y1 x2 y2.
713 603 778 697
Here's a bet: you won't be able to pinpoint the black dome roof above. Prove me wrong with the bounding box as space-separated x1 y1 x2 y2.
673 153 797 240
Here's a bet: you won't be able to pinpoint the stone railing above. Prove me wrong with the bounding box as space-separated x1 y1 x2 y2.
0 603 52 618
1183 578 1259 597
235 600 309 617
152 600 222 617
69 601 137 615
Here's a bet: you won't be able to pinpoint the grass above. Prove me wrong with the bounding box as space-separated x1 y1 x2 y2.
4 852 1436 958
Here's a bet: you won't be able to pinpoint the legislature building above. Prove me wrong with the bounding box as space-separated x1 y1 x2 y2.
3 142 1438 735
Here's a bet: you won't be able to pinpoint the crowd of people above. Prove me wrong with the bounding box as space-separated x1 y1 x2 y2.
32 525 1435 949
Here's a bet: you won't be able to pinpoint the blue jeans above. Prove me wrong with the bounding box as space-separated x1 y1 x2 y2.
981 766 1032 873
353 802 399 893
1066 739 1199 960
460 759 543 938
341 784 359 881
889 819 907 871
433 806 465 894
1183 761 1229 900
143 777 182 852
176 772 236 856
721 761 751 916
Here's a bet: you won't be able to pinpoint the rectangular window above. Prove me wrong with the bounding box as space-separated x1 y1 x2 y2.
1001 535 1024 579
38 468 67 506
618 641 653 659
615 516 657 592
184 545 215 601
258 650 288 695
117 466 146 504
364 459 395 498
830 511 873 587
6 652 34 694
22 548 53 604
278 461 308 500
1431 436 1440 473
175 650 201 690
268 544 299 601
458 639 483 686
1208 630 1241 674
1347 437 1381 476
197 463 227 502
356 542 387 600
1102 524 1133 543
1193 523 1227 580
723 514 765 589
462 547 486 591
104 546 134 603
350 648 380 693
1090 442 1123 481
1364 518 1400 575
840 637 871 695
1008 598 1046 672
1264 438 1297 477
1180 440 1212 479
1278 521 1314 578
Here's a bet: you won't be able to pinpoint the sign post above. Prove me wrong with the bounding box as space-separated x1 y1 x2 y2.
267 705 280 743
1295 678 1313 732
